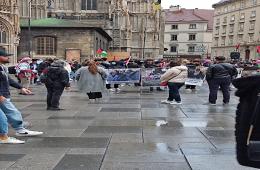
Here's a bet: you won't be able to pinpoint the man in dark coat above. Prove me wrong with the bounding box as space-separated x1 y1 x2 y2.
44 60 70 110
206 56 238 105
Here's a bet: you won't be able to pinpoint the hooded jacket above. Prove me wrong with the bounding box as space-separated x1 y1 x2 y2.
0 64 22 98
161 65 188 83
45 61 70 88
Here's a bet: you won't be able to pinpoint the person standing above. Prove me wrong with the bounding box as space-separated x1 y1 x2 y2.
44 60 70 110
76 60 107 102
15 57 32 89
0 50 43 144
206 56 238 105
161 61 188 105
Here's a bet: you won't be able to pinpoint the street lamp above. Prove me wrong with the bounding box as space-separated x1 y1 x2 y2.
28 0 32 57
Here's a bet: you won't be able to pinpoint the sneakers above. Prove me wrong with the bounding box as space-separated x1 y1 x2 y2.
16 129 43 137
161 100 171 104
0 137 25 144
161 100 182 105
169 101 182 105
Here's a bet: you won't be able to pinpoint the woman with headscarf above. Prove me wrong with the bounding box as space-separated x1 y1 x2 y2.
76 60 107 102
15 57 32 90
43 60 70 110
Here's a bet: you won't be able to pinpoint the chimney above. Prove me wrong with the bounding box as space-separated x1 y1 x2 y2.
169 5 181 12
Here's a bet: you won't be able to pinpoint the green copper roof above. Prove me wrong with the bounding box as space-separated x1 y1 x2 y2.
20 18 91 28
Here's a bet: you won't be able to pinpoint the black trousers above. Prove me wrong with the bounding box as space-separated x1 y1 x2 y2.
168 82 184 102
208 78 231 104
87 92 102 99
106 84 119 89
46 86 64 108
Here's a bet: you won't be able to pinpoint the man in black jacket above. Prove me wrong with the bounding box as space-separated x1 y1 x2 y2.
206 56 238 105
0 50 43 144
44 60 70 110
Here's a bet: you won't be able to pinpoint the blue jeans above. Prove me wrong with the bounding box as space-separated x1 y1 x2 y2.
167 82 184 102
0 99 24 135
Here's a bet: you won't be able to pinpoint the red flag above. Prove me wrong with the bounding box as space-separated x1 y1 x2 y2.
125 56 132 66
235 44 240 50
257 46 260 53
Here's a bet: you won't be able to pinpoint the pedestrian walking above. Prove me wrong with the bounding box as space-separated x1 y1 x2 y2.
76 60 107 102
43 60 70 110
0 50 43 144
161 60 188 105
205 56 238 105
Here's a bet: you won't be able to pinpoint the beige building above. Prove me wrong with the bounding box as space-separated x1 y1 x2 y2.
0 0 20 64
212 0 260 60
164 6 213 60
17 0 164 60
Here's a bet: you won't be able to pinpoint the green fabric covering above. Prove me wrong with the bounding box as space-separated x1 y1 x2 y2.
20 18 89 28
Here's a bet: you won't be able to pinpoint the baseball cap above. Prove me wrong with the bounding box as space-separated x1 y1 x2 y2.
0 50 13 57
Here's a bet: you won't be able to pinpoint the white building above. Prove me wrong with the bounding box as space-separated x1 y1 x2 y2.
164 6 214 60
212 0 260 60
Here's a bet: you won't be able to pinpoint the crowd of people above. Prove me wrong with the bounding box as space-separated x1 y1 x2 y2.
0 48 260 144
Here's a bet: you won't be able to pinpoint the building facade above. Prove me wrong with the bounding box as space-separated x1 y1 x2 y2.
0 0 20 64
164 6 214 60
19 18 111 62
212 0 260 60
18 0 164 60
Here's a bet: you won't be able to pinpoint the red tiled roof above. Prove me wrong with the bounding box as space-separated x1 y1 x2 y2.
165 9 214 31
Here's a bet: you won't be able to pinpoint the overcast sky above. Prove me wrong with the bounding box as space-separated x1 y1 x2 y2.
161 0 220 9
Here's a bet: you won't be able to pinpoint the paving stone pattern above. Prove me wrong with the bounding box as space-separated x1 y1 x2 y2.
0 84 256 170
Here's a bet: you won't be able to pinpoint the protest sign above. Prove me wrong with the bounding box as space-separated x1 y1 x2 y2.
185 65 205 86
107 68 141 84
141 68 167 86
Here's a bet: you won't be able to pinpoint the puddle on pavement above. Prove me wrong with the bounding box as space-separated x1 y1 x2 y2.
155 143 175 153
180 120 208 127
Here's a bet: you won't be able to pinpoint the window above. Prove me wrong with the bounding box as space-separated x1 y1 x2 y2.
189 34 196 41
35 37 56 55
189 24 196 29
170 46 177 52
238 34 243 41
229 24 234 33
224 6 228 13
249 34 254 42
223 17 227 23
240 13 245 20
250 21 255 30
231 4 236 10
81 0 97 10
251 11 256 18
171 25 178 30
239 23 244 31
240 0 245 8
188 46 195 52
0 31 7 43
222 25 227 34
215 26 220 35
230 15 235 22
252 0 257 5
229 36 234 45
221 37 226 46
171 35 178 41
214 38 219 46
216 18 220 25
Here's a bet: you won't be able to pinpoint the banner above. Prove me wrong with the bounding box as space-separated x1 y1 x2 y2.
107 68 141 84
142 68 167 86
185 65 205 86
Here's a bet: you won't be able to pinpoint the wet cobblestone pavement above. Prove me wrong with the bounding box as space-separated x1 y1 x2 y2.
0 84 257 170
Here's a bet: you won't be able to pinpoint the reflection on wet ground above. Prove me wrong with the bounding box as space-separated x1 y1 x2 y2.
0 84 255 170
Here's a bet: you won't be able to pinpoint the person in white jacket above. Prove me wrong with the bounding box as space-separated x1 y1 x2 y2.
160 61 188 105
